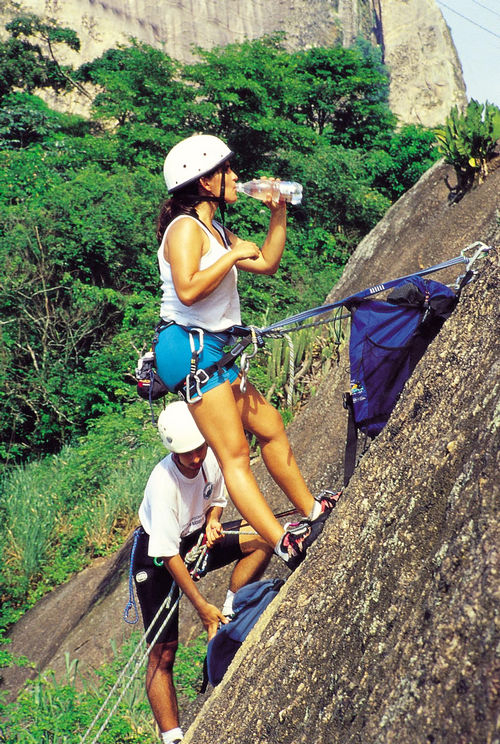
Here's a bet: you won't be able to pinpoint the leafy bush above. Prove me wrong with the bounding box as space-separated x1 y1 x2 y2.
366 124 441 200
435 100 500 201
0 403 163 627
0 631 206 743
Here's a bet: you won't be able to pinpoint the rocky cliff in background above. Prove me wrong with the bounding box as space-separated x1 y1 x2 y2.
1 0 467 125
372 0 467 125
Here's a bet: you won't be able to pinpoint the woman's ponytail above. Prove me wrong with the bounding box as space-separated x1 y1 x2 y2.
156 190 202 245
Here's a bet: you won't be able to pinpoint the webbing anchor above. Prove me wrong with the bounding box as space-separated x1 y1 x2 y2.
455 241 492 288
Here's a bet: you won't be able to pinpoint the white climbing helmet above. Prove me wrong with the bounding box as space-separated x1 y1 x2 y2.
157 401 205 453
163 134 233 193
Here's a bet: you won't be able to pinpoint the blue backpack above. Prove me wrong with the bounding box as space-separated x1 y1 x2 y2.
204 578 284 688
343 275 458 484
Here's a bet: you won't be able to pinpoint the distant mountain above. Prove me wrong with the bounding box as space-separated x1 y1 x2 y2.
1 0 466 125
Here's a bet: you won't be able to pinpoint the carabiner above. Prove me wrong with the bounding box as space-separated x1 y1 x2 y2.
184 328 206 403
239 327 260 394
455 241 492 289
185 368 210 404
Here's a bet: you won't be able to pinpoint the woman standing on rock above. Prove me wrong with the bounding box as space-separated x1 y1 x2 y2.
154 134 338 571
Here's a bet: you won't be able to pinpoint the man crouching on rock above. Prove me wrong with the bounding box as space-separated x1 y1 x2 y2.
133 401 272 744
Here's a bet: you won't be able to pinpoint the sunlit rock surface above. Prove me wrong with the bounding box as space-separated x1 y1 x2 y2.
1 0 466 124
184 227 499 744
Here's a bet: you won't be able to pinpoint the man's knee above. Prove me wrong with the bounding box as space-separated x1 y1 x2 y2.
148 641 178 673
240 533 274 558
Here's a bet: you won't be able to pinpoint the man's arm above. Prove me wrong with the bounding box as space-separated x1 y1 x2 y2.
163 553 227 640
204 505 224 548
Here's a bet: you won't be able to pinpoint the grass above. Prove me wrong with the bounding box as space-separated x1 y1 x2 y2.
0 316 345 740
0 402 163 628
0 632 207 743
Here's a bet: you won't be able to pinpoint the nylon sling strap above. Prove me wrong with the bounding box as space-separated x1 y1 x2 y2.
173 325 264 400
168 245 489 403
343 392 358 487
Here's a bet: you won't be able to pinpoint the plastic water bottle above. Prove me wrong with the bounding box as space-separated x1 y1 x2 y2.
236 179 303 205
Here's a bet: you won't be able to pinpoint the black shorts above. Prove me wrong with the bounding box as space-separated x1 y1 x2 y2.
133 523 243 644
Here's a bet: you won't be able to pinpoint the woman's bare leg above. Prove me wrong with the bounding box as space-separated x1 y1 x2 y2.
231 379 315 516
187 381 285 548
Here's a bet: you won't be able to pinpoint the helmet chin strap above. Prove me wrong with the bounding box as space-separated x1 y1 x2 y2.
198 174 227 223
178 172 227 223
218 171 227 224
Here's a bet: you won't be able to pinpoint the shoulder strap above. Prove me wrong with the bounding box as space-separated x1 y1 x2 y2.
212 220 231 249
343 392 358 487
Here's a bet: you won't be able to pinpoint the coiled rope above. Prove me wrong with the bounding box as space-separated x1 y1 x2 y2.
123 528 141 624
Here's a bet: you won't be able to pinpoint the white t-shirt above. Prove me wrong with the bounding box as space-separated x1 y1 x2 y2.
158 215 241 332
138 448 227 558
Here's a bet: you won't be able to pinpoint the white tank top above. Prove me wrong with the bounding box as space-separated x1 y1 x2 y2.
158 215 241 332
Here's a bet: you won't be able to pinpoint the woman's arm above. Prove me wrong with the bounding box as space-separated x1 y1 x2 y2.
226 200 287 276
167 218 260 306
164 553 227 640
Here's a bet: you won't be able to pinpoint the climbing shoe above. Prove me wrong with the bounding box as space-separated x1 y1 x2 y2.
278 519 325 571
312 489 342 522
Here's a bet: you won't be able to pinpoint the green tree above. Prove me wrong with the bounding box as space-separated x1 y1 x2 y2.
184 35 292 172
0 92 91 149
365 124 441 200
77 41 195 167
0 156 161 459
283 142 391 241
78 42 189 126
0 14 89 101
285 43 395 148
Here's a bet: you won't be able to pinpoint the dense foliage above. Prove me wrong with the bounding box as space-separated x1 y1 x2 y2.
0 27 439 466
435 99 500 201
0 16 443 645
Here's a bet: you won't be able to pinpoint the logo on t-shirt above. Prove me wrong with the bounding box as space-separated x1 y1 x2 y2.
203 482 214 500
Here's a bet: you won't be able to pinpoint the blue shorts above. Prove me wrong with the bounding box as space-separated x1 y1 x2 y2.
155 322 239 396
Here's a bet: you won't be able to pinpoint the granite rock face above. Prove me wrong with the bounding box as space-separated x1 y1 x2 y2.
374 0 467 126
183 254 499 744
0 0 466 125
3 158 499 743
181 160 499 741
